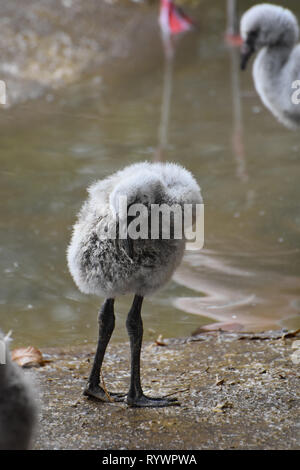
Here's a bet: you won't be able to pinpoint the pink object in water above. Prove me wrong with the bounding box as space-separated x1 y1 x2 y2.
225 33 243 47
159 0 195 36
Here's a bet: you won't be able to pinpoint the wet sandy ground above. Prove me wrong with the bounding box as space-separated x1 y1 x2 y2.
30 332 299 450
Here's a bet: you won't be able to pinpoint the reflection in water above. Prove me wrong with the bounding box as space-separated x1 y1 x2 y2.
155 36 174 162
173 248 300 331
155 0 195 161
227 9 255 209
229 45 247 184
226 0 241 44
226 0 248 184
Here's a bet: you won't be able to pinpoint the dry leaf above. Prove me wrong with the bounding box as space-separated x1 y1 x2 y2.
215 377 225 386
11 346 48 368
212 401 233 412
282 329 300 339
155 334 167 347
238 329 300 341
100 370 113 402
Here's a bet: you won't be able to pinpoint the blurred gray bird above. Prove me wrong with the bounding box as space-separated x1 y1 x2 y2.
240 3 300 129
0 331 38 450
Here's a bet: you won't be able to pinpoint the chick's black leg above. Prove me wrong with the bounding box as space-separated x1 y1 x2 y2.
126 295 180 407
84 298 124 402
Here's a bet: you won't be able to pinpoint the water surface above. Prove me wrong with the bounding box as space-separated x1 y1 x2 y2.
1 0 300 347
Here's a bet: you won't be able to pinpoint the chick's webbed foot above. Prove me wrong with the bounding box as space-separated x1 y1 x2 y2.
83 384 125 402
126 393 180 408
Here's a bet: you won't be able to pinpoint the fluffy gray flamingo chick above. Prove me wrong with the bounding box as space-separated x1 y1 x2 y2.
67 161 202 407
0 331 37 449
240 3 300 128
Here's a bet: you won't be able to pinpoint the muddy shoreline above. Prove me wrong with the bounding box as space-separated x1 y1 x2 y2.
30 332 299 450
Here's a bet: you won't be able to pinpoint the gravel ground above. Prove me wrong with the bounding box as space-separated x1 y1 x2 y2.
29 331 300 450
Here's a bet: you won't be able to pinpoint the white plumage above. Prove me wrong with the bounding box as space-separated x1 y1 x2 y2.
67 161 202 407
240 3 300 129
67 161 202 299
